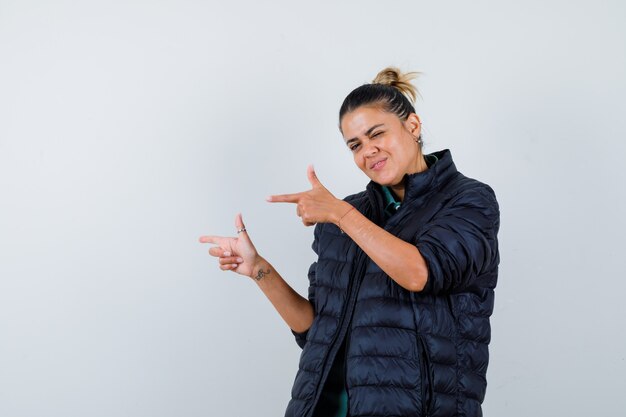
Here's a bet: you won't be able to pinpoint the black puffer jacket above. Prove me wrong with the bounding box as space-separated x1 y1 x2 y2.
285 150 500 417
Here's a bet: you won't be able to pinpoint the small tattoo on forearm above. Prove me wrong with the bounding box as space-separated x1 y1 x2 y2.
254 268 271 281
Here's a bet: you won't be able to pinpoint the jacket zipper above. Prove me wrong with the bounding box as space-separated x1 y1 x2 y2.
304 248 367 417
343 331 351 416
417 334 434 416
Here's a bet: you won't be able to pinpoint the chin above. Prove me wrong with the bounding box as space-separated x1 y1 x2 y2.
362 168 399 186
370 175 398 187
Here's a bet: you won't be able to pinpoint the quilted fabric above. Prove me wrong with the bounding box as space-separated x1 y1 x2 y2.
286 149 500 417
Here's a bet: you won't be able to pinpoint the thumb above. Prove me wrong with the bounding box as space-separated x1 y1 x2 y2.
235 213 250 240
234 213 257 254
307 164 323 188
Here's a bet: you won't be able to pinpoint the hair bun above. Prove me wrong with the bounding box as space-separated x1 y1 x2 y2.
372 67 420 103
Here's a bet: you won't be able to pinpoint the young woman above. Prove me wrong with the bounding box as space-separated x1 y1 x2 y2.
200 67 500 417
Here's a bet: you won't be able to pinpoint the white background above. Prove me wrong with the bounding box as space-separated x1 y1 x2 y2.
1 1 625 416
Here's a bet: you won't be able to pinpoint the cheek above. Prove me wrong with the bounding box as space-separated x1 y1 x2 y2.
353 152 365 170
393 137 411 155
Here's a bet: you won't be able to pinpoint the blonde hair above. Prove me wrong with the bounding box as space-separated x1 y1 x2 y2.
372 67 420 103
339 66 420 123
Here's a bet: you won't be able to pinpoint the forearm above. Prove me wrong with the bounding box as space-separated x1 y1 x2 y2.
250 257 315 333
335 203 428 292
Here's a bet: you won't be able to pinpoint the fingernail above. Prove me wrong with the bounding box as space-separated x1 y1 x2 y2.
265 196 272 202
236 257 243 263
231 264 238 268
224 251 231 257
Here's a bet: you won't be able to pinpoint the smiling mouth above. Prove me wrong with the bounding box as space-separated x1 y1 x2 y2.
370 159 387 170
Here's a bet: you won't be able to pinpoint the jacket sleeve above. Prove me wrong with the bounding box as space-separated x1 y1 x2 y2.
415 186 500 295
291 224 321 349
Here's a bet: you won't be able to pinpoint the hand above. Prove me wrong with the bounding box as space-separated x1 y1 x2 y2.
267 165 351 226
199 213 261 278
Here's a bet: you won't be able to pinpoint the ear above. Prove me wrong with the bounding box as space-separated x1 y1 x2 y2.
404 113 422 137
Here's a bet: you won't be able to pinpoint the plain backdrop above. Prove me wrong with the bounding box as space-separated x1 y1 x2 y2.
1 0 625 416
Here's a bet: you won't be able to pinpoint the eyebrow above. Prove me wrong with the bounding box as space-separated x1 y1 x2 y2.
345 123 385 145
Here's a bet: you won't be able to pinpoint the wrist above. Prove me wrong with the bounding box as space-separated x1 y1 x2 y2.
334 202 356 232
332 201 354 226
250 257 271 281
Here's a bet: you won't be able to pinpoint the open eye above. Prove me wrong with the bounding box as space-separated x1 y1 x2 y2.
349 143 360 152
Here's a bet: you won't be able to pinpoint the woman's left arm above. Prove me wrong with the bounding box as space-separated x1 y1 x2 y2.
336 204 429 291
268 166 429 292
270 166 499 293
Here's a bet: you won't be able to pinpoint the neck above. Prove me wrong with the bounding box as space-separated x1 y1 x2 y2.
390 155 429 202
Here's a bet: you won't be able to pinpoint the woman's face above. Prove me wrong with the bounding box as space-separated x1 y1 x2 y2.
340 106 422 187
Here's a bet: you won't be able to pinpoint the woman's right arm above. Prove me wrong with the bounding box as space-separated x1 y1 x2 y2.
199 213 314 333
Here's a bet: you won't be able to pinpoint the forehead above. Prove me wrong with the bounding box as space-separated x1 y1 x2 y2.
341 106 398 139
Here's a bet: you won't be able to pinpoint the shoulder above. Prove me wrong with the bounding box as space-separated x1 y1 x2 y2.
438 174 500 227
343 189 369 206
463 178 498 208
442 172 498 207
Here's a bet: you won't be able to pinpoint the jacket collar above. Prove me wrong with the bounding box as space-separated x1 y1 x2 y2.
404 149 457 201
366 149 457 206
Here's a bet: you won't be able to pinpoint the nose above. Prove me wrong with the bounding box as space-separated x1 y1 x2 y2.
362 140 378 158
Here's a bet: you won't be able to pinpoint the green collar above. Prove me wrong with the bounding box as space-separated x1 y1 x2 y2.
382 186 401 219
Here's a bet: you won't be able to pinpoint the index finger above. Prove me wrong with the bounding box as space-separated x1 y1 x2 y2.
266 192 303 203
198 235 222 244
